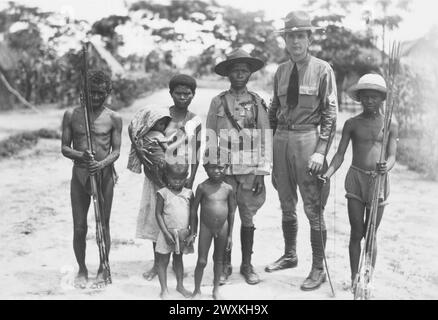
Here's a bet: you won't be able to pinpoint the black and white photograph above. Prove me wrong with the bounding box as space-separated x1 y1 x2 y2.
0 0 437 302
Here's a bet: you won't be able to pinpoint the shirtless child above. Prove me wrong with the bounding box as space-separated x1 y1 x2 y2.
189 157 236 300
61 70 122 288
320 74 398 290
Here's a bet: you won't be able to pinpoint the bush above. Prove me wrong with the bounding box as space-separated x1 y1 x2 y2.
109 69 175 110
394 63 438 179
0 129 60 158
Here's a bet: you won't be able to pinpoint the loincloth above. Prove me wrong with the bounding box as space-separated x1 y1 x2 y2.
72 164 117 196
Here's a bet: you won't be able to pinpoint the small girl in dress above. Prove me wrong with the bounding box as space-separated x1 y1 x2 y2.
155 162 195 299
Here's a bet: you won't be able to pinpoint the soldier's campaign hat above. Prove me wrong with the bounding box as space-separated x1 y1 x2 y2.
214 48 264 77
276 11 323 33
347 73 387 102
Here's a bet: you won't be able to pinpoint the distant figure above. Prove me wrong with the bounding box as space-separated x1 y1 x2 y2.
155 163 194 299
190 153 236 300
266 11 337 292
145 50 160 72
61 70 122 289
321 74 398 292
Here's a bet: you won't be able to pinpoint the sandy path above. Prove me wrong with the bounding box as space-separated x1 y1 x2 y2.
1 87 437 300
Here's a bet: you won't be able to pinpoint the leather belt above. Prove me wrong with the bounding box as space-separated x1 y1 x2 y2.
277 123 317 131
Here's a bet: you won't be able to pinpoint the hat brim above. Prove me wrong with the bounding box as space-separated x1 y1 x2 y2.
214 57 264 77
347 84 387 102
275 26 324 34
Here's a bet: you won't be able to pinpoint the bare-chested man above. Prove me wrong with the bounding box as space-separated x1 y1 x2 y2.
61 70 122 288
321 74 398 290
189 158 236 300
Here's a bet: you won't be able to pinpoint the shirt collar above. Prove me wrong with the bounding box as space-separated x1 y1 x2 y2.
290 53 311 69
228 87 248 97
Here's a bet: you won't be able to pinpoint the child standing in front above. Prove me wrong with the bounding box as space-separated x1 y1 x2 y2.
321 74 398 290
189 155 236 300
155 162 194 299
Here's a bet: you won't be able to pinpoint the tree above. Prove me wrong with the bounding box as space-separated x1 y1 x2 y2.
308 10 381 108
363 0 411 64
90 15 130 55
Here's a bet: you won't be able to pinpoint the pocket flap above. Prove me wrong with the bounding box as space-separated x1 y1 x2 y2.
299 86 318 95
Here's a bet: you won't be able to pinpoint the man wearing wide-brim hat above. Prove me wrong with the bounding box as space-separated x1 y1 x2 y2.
266 10 338 292
205 48 271 286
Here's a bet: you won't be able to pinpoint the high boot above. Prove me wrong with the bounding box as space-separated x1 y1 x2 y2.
265 220 298 272
301 229 327 291
219 248 232 285
240 226 260 285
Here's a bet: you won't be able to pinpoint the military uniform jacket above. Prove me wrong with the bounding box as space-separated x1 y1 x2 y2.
268 54 338 154
206 88 271 175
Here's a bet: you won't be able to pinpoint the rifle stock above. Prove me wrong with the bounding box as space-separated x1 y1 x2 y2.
82 42 112 284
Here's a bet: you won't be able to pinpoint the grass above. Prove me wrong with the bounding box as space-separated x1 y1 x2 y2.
397 136 438 180
0 129 61 159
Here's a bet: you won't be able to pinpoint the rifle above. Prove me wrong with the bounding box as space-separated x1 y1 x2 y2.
353 42 401 300
81 42 112 285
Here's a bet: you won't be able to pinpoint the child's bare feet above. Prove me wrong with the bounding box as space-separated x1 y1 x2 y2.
212 287 223 300
160 289 170 300
176 285 192 298
74 269 88 289
191 290 202 299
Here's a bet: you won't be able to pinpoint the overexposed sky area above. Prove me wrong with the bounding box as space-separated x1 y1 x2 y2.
2 0 437 41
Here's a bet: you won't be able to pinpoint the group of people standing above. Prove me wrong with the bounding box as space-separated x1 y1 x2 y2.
61 10 398 299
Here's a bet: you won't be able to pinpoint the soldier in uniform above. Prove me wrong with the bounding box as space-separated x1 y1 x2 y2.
206 48 271 285
265 11 337 291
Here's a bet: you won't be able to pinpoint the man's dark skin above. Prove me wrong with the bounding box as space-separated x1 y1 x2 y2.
61 72 122 288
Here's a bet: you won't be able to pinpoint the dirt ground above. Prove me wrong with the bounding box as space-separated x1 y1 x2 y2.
1 87 438 300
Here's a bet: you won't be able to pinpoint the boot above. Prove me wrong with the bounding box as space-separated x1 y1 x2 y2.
265 220 298 272
301 229 327 291
219 248 232 285
240 226 260 285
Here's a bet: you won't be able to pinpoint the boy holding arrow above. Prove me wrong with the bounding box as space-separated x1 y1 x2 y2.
320 73 398 292
61 69 122 289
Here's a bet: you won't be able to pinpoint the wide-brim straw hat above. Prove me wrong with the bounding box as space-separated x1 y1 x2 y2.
214 48 265 77
275 11 324 33
347 73 387 102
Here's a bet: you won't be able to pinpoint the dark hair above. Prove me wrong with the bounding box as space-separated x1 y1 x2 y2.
88 70 112 94
203 148 228 167
169 74 197 94
165 162 189 178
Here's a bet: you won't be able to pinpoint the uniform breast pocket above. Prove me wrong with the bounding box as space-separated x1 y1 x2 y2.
299 86 318 108
216 109 230 130
277 85 288 108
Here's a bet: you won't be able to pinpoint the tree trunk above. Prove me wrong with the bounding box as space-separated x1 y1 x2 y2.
336 71 345 112
0 71 40 113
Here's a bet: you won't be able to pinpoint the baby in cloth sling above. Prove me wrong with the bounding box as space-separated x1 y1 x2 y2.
127 107 176 187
